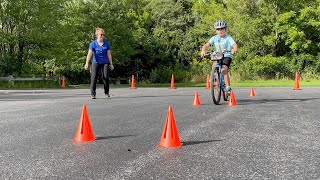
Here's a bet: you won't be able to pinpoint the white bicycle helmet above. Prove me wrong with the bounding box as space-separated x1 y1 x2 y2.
214 20 227 29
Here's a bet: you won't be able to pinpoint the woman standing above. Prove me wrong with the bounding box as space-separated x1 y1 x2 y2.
84 27 114 99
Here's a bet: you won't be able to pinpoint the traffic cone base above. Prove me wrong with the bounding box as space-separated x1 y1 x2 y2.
193 91 201 106
293 83 301 90
250 87 255 97
228 91 237 106
73 104 95 142
158 106 182 148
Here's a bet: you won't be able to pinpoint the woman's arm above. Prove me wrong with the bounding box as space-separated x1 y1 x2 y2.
107 50 114 70
84 50 93 70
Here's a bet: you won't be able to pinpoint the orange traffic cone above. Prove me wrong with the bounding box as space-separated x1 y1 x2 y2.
205 74 210 89
73 104 95 142
228 91 237 106
293 72 301 90
61 76 66 88
193 91 201 106
250 87 255 97
130 75 137 89
158 106 182 148
170 74 176 89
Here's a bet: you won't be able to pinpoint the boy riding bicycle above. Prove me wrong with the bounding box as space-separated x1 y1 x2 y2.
201 20 238 95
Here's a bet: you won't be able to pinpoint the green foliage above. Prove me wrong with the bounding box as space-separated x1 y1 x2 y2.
61 68 91 85
0 80 60 89
239 55 290 80
0 0 65 76
189 58 212 82
149 66 174 83
149 64 191 83
1 0 320 84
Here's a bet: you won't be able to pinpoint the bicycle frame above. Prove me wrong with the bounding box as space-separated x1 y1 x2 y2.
211 60 226 92
205 51 229 104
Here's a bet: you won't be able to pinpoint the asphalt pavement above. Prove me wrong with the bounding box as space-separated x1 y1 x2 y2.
0 87 319 179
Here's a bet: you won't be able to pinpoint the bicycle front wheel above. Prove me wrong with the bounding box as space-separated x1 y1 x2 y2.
211 68 221 105
222 90 228 101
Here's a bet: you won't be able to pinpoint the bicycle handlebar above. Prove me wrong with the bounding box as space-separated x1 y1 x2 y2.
199 51 233 62
204 51 232 56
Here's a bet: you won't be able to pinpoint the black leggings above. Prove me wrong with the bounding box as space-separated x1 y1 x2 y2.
221 57 232 68
91 63 109 95
212 57 232 70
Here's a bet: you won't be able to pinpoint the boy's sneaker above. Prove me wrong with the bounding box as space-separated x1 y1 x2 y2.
226 87 232 95
105 93 110 98
91 95 96 99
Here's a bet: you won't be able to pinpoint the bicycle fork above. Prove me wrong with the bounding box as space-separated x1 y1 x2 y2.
211 63 226 91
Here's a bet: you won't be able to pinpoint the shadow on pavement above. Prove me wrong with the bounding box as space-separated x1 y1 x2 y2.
237 97 320 105
0 94 194 101
0 94 90 101
110 94 194 99
201 102 228 106
95 134 139 141
182 140 222 146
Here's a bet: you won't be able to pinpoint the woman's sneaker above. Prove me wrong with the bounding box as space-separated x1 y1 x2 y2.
91 95 96 99
105 93 110 98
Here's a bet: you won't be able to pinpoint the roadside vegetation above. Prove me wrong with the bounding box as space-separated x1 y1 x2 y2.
1 0 319 88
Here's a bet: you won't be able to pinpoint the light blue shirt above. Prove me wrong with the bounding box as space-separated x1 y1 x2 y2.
208 35 236 58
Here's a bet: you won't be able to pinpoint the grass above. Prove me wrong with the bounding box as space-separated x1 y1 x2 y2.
0 81 61 89
109 79 320 88
1 79 320 89
232 79 320 87
128 82 206 88
127 79 320 88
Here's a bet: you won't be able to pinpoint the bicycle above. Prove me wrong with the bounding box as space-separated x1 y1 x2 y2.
202 51 230 105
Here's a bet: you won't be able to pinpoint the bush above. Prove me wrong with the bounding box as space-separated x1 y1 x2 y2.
189 58 212 82
56 67 91 85
149 66 173 83
149 64 191 83
0 54 18 76
238 55 290 80
0 80 60 88
291 53 320 80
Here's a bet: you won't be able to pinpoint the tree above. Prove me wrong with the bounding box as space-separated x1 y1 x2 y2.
1 0 319 82
60 0 137 79
0 0 65 76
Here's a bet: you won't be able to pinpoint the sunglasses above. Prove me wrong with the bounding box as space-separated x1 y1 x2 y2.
98 34 105 36
216 28 225 30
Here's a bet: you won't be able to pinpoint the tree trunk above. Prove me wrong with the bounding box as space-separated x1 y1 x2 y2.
18 37 24 75
42 59 46 78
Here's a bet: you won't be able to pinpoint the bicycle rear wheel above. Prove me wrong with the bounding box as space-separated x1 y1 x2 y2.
211 68 221 105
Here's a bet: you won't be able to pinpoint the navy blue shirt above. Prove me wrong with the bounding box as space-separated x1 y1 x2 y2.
89 40 110 64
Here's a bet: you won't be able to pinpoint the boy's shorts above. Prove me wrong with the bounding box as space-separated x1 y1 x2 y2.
222 57 232 68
